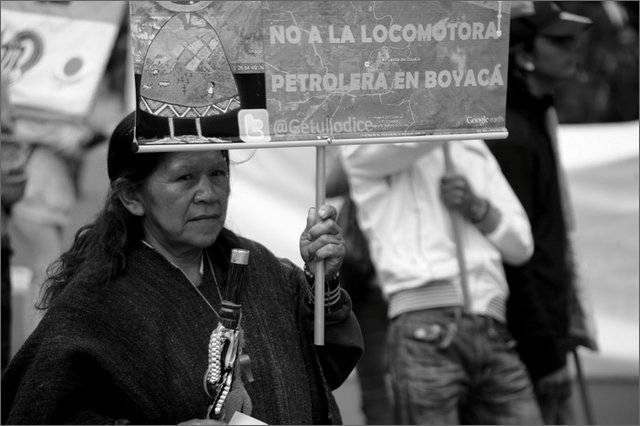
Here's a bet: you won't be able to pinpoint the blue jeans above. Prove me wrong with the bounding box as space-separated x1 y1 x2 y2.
388 308 543 425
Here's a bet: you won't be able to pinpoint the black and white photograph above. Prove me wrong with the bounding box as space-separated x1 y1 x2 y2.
1 1 637 424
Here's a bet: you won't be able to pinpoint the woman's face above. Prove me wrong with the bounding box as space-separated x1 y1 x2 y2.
136 150 229 257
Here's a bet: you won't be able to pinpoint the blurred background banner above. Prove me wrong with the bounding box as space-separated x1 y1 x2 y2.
264 1 511 141
0 1 125 120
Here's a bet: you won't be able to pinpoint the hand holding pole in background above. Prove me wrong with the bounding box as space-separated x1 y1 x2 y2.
439 173 489 224
440 171 501 235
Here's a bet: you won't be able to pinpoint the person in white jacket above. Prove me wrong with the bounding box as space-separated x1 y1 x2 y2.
340 139 541 425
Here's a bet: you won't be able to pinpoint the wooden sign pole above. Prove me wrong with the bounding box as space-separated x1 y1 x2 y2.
314 144 327 345
442 142 472 312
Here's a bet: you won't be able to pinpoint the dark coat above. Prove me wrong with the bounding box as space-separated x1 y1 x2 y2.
486 78 574 380
1 230 362 424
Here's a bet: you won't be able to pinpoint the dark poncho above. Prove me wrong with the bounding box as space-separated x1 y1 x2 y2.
2 230 362 424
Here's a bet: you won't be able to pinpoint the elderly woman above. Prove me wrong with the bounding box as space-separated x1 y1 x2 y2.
1 112 363 425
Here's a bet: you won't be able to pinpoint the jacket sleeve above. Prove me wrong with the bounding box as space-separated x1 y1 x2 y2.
292 265 363 390
303 288 363 390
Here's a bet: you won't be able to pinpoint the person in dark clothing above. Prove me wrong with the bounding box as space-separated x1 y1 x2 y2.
1 112 363 425
485 2 592 424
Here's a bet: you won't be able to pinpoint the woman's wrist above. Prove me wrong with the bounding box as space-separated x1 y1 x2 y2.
304 264 340 289
303 264 342 311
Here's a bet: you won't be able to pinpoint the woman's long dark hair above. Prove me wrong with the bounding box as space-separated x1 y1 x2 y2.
37 189 142 310
37 113 165 309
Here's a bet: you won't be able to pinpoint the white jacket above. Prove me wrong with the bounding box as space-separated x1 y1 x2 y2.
340 139 533 319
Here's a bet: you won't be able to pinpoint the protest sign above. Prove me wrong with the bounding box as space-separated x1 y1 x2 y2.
264 1 510 142
129 1 510 150
0 1 125 120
